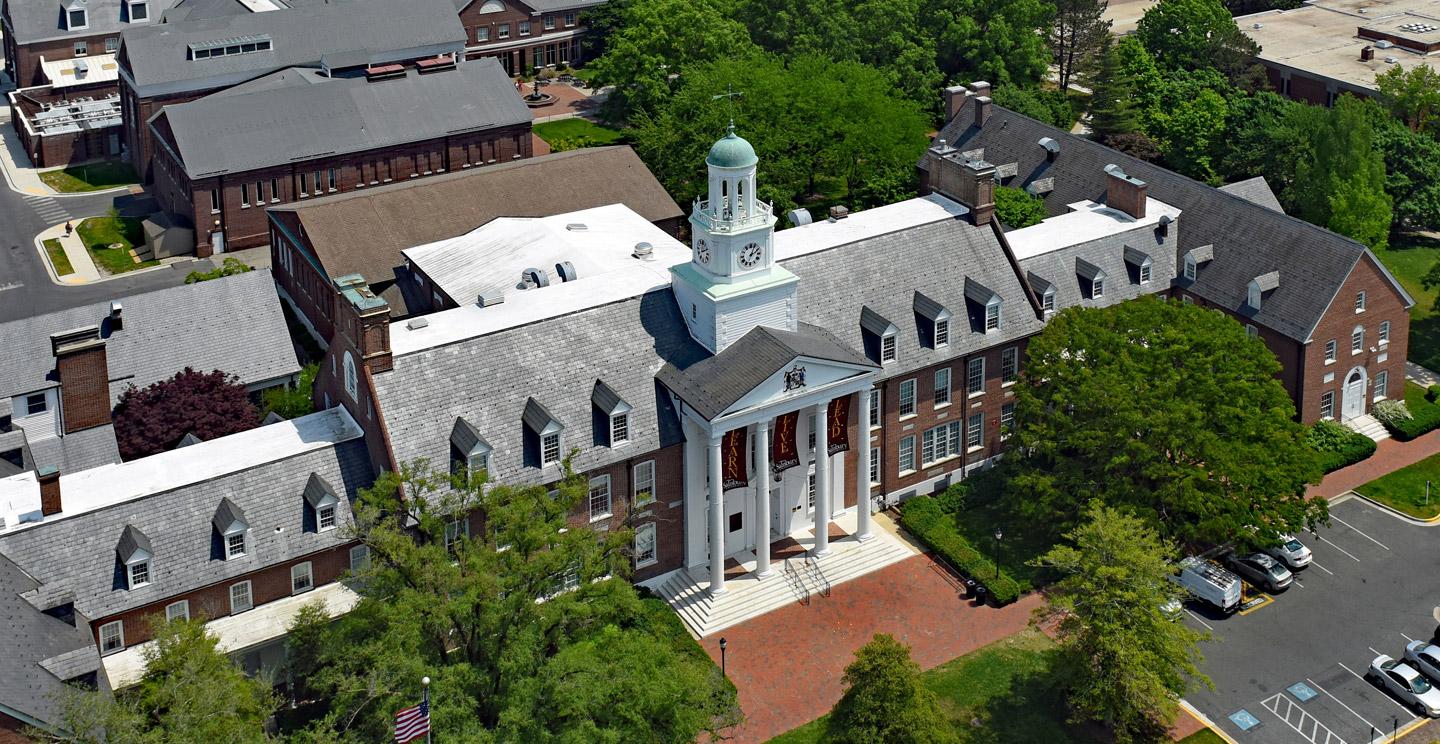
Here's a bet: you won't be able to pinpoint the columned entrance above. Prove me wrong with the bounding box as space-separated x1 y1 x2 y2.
1342 366 1367 421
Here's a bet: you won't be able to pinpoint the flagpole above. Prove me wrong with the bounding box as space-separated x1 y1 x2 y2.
422 676 431 744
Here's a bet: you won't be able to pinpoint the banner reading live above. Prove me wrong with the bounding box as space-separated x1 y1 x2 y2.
771 411 801 476
827 396 852 455
722 428 749 490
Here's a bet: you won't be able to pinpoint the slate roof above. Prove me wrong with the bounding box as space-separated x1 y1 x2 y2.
22 425 123 475
151 60 529 178
1218 176 1285 213
119 0 465 91
271 147 683 287
4 0 182 45
658 324 877 421
0 269 299 403
1015 213 1179 313
0 553 104 729
931 103 1412 341
0 439 372 621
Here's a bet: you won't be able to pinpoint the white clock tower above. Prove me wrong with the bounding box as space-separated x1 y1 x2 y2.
671 125 798 354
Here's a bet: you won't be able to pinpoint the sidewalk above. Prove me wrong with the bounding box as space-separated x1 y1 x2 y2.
1308 429 1440 500
35 221 100 283
0 105 55 195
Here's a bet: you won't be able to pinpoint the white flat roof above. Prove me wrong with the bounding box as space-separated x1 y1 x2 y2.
40 53 121 89
1239 0 1440 91
1005 198 1182 261
0 407 363 532
391 205 690 356
774 193 969 261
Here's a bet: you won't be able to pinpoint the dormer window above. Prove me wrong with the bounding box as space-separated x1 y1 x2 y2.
935 319 949 346
523 398 564 467
913 291 950 348
116 525 153 590
1076 259 1106 300
1042 289 1056 314
450 417 492 475
128 1 148 21
964 278 1002 333
66 6 88 30
1248 284 1261 309
213 498 249 560
862 306 899 364
1124 246 1152 285
1184 254 1196 281
1028 272 1056 316
881 334 896 362
1248 271 1279 311
303 473 340 533
542 433 561 465
985 304 1001 331
592 381 632 448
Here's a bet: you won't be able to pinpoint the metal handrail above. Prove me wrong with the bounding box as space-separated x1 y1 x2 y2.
805 557 832 598
783 557 811 606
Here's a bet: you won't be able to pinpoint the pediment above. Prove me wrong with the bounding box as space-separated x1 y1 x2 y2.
723 356 872 417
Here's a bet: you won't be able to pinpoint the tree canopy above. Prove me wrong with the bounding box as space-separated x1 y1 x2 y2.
1049 0 1110 90
826 634 957 744
113 368 259 460
1134 0 1266 90
1376 63 1440 135
287 460 739 742
1290 95 1393 250
1036 503 1209 743
994 186 1048 228
1009 296 1326 547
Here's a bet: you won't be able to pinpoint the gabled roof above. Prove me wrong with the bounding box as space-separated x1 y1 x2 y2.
522 398 562 435
450 417 489 457
211 497 247 533
657 324 877 421
302 472 338 508
931 103 1411 341
115 524 151 562
0 553 104 729
592 380 628 415
1219 176 1284 213
6 0 182 45
859 306 896 337
913 291 948 320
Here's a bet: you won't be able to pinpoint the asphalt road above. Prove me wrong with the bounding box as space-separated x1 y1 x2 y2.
1183 497 1440 744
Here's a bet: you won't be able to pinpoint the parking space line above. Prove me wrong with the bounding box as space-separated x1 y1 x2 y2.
1320 537 1363 563
1262 692 1350 744
1338 662 1418 717
1312 561 1336 575
1310 674 1382 733
1370 647 1385 658
1402 632 1417 644
1184 608 1214 631
1330 515 1391 551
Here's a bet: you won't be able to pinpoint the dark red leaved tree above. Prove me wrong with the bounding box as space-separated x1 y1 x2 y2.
113 368 259 460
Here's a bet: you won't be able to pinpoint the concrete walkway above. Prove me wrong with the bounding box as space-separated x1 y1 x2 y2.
1409 361 1440 387
0 94 131 198
35 221 100 283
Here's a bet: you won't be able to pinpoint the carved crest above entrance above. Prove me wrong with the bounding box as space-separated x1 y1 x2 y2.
783 364 807 391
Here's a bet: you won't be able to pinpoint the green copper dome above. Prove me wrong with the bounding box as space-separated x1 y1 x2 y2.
706 125 758 169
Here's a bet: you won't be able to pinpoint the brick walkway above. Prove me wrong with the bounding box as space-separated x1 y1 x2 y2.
700 553 1042 743
1307 429 1440 500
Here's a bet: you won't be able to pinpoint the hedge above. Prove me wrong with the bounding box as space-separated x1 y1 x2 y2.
1305 420 1376 473
1376 382 1440 441
900 496 1023 605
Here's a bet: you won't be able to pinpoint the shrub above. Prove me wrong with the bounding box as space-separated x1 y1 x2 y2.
1381 383 1440 440
1305 420 1376 472
991 85 1077 129
1374 398 1412 427
901 496 1024 605
826 634 957 744
994 186 1047 229
113 368 259 460
185 257 253 284
259 363 317 420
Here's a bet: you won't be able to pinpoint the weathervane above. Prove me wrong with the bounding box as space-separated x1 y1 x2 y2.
712 85 744 133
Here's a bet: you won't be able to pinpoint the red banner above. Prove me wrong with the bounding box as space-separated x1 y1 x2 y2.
722 428 749 490
771 411 801 476
827 396 852 455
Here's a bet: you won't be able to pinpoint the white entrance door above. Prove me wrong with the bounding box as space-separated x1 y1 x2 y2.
769 484 786 539
1342 368 1367 420
724 492 748 555
210 230 225 255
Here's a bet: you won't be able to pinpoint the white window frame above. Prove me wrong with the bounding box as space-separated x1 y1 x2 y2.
225 530 247 560
588 474 612 522
67 8 88 30
1324 339 1337 364
869 446 880 485
127 559 151 589
210 188 222 213
1000 402 1016 439
610 412 630 446
984 301 1001 332
445 518 469 551
967 357 985 397
291 562 314 594
317 503 337 531
633 460 655 506
933 368 951 407
349 544 370 571
229 581 253 614
921 421 961 466
1042 288 1055 315
564 11 576 25
498 23 510 38
541 432 562 466
129 1 149 21
634 523 657 568
99 621 123 655
1379 321 1390 345
898 435 915 474
476 26 490 42
869 388 881 429
1001 346 1018 385
1320 391 1335 420
1139 259 1152 284
25 392 47 416
165 600 189 623
966 412 984 452
105 36 120 53
240 183 251 208
881 333 897 363
543 14 555 29
519 20 531 35
1356 291 1366 313
1093 276 1105 299
934 318 949 347
343 351 358 400
1183 254 1196 281
1375 370 1389 402
1351 326 1364 355
898 379 916 418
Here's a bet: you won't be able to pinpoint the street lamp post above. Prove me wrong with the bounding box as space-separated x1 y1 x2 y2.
993 529 1004 580
719 637 727 678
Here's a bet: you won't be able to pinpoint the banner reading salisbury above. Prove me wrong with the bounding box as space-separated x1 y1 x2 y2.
771 411 801 476
722 428 748 490
827 396 852 455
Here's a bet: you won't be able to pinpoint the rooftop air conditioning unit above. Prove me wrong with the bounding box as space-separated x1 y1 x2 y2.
405 318 429 330
520 268 550 289
787 208 813 226
1375 40 1393 49
565 223 587 232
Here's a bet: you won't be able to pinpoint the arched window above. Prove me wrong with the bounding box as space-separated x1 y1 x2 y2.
343 351 358 400
736 179 746 215
478 0 505 12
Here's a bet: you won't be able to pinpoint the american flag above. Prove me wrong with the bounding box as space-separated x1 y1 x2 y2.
394 699 430 744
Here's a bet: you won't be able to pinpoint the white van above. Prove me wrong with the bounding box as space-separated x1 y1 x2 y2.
1175 556 1242 613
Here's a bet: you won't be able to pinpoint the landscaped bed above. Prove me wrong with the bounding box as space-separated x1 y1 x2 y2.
533 118 627 150
1373 381 1440 441
42 238 73 276
38 161 138 193
75 213 157 275
766 629 1097 744
1355 450 1440 519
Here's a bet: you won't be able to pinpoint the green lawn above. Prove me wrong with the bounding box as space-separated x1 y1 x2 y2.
948 471 1057 588
1373 235 1440 372
42 238 73 276
1179 729 1228 744
76 214 157 275
766 629 1098 744
38 161 138 193
1355 448 1440 519
533 118 627 149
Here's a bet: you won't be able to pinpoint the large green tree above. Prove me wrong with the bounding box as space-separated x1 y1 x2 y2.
1376 63 1440 135
926 0 1054 88
1035 503 1209 743
1214 91 1315 197
1134 0 1266 89
287 461 738 742
826 634 957 744
1049 0 1110 90
1359 96 1440 233
1010 296 1326 546
1291 95 1393 250
1086 35 1140 140
35 620 278 744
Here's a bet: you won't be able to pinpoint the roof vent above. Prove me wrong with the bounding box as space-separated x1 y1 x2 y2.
828 205 850 221
1376 39 1393 49
565 223 587 232
108 300 123 331
1252 22 1263 29
555 261 578 282
1038 137 1061 161
1385 56 1399 64
632 242 654 259
787 208 813 226
476 289 504 307
520 267 550 289
405 317 429 330
1103 163 1125 177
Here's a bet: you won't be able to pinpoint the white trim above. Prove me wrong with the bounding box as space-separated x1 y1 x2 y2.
229 580 253 614
99 620 124 655
165 600 189 622
291 562 314 594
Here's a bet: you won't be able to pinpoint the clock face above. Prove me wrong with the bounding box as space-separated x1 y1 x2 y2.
739 242 763 269
696 239 711 265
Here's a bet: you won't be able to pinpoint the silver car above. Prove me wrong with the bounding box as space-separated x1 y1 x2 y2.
1406 641 1440 682
1226 552 1293 592
1265 534 1312 569
1370 655 1440 716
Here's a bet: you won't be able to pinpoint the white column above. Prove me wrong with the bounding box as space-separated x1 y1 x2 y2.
856 393 874 541
813 401 831 558
708 435 726 596
755 420 773 578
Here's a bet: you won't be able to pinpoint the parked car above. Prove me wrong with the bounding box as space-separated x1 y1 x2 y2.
1174 557 1242 613
1225 552 1293 592
1406 641 1440 682
1265 534 1312 569
1369 655 1440 716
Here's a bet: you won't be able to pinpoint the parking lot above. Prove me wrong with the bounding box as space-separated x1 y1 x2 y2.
1183 496 1440 744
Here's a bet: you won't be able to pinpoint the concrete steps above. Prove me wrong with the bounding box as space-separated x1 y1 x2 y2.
1345 413 1390 442
654 534 915 637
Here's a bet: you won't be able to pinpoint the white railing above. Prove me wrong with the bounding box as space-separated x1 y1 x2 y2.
692 198 774 233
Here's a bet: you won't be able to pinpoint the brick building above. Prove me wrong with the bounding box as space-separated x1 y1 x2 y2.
148 58 532 257
267 146 682 345
457 0 603 74
116 0 467 181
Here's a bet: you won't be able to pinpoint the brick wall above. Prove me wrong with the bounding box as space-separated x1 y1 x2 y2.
1298 254 1410 424
6 33 121 88
121 85 205 183
55 344 111 434
458 0 587 74
270 214 339 344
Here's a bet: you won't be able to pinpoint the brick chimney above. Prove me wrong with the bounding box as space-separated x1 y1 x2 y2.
1105 165 1147 219
335 275 392 375
973 95 992 128
50 326 111 434
926 144 996 226
943 85 969 123
37 466 61 516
